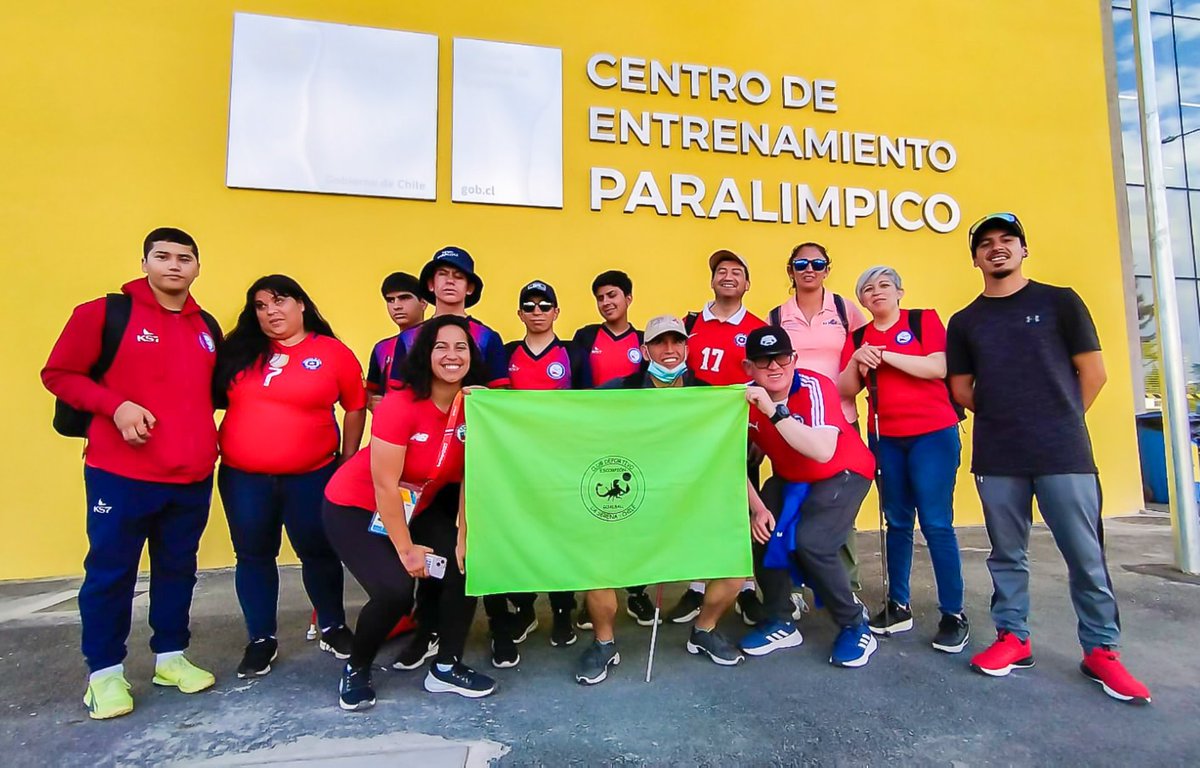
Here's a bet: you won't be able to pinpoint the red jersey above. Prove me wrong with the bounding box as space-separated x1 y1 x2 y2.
219 334 367 475
685 304 766 386
838 309 959 438
41 278 220 484
506 339 576 390
571 324 643 387
749 369 875 482
324 387 465 515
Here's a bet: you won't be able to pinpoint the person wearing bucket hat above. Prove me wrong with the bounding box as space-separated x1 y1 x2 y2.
386 247 509 390
945 212 1150 705
738 326 878 669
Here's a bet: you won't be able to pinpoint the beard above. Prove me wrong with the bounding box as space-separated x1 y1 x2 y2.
990 267 1015 279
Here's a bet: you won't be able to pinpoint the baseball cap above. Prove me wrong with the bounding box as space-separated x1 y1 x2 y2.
709 249 750 279
644 315 688 343
968 213 1026 252
418 246 484 307
518 280 557 307
745 326 795 359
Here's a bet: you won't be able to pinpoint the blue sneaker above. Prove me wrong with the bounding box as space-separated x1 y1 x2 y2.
739 620 803 656
830 621 877 668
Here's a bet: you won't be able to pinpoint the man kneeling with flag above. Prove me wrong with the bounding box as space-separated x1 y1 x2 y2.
741 326 880 668
575 315 747 684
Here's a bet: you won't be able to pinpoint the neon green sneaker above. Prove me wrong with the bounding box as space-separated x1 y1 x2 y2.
152 654 215 694
84 671 134 720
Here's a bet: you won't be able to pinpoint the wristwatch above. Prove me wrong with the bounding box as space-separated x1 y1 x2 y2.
770 403 791 425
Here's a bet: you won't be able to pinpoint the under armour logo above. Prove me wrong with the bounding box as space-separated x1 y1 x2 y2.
1026 315 1041 324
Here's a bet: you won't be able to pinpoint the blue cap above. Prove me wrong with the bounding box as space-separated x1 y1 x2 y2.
419 246 483 307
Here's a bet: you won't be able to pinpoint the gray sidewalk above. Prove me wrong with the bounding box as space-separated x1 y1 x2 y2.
0 514 1196 767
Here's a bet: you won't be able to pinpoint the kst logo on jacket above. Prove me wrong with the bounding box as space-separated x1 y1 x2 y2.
136 328 159 343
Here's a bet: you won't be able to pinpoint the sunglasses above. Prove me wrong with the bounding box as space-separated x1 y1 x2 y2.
520 300 555 313
790 258 829 273
968 212 1021 241
750 352 795 369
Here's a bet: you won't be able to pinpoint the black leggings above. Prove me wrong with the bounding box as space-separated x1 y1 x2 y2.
322 486 477 668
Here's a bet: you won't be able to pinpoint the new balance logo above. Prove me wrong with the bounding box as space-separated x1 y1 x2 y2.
93 499 112 515
411 433 430 443
136 329 159 343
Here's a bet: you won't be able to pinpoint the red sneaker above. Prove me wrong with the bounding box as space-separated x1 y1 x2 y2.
1081 648 1151 705
969 630 1035 677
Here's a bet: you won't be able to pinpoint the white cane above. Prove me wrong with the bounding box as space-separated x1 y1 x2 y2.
644 584 664 682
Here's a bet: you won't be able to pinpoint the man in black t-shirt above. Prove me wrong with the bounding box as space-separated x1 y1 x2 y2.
946 213 1150 705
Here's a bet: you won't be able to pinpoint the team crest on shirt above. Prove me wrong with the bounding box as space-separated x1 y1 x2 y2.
895 330 914 345
547 362 567 380
456 424 467 442
302 357 323 370
581 455 646 522
627 348 643 363
734 333 748 347
199 332 215 353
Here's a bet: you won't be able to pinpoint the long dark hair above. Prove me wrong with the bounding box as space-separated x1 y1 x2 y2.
787 241 831 292
398 315 488 399
214 274 336 403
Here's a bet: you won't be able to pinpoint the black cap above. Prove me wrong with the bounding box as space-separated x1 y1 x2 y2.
519 280 558 307
380 271 422 298
418 246 484 307
968 213 1026 253
745 326 794 359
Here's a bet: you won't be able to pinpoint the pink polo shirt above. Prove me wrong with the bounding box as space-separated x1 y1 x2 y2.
773 290 867 423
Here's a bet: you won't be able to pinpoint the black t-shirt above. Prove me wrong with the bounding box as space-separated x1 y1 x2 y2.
945 280 1101 476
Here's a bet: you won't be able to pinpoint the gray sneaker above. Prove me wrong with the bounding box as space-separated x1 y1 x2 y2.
686 628 745 666
574 641 620 685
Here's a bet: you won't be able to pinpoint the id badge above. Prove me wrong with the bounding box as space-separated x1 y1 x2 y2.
366 484 422 536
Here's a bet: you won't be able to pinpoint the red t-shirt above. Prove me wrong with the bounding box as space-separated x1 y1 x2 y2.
576 325 643 387
323 387 465 515
748 369 875 482
838 309 959 438
507 339 575 390
685 304 766 386
219 334 367 475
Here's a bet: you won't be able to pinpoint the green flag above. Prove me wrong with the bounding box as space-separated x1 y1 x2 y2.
464 386 752 596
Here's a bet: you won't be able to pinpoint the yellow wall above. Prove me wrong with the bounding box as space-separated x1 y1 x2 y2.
0 1 1138 580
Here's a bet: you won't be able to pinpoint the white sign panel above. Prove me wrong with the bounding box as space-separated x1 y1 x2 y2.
452 38 563 208
226 13 438 200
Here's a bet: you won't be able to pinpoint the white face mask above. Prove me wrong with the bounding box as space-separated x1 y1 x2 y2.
647 359 687 383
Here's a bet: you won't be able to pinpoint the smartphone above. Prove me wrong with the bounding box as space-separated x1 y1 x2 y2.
425 553 448 580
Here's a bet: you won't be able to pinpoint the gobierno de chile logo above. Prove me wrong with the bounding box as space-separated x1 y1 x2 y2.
580 455 646 522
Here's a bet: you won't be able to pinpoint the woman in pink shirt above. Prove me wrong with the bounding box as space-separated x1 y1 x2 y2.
767 242 867 589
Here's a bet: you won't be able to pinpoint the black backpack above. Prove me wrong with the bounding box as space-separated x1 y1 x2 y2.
52 294 221 438
851 308 966 422
768 294 849 331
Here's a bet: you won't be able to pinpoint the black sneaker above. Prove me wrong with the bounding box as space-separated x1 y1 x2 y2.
686 628 745 666
491 633 520 669
868 601 913 636
237 637 278 678
576 606 593 630
424 663 496 698
551 609 577 647
319 625 354 659
626 591 660 626
734 590 766 626
511 603 538 643
575 641 620 685
665 589 705 624
338 663 376 711
932 612 970 654
391 629 439 670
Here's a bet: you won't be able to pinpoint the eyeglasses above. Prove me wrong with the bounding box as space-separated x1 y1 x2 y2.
520 301 555 313
750 353 795 369
790 258 829 273
967 212 1022 242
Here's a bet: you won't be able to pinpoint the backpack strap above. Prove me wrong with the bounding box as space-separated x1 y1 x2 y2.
907 308 924 346
769 305 781 327
852 325 867 349
832 294 849 331
198 309 222 349
92 293 133 380
683 311 699 334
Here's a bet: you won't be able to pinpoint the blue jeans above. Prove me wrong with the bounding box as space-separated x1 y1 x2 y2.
871 426 964 615
80 466 213 672
218 463 344 640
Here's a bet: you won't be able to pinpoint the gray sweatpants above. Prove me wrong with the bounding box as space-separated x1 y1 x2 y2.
975 474 1120 651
